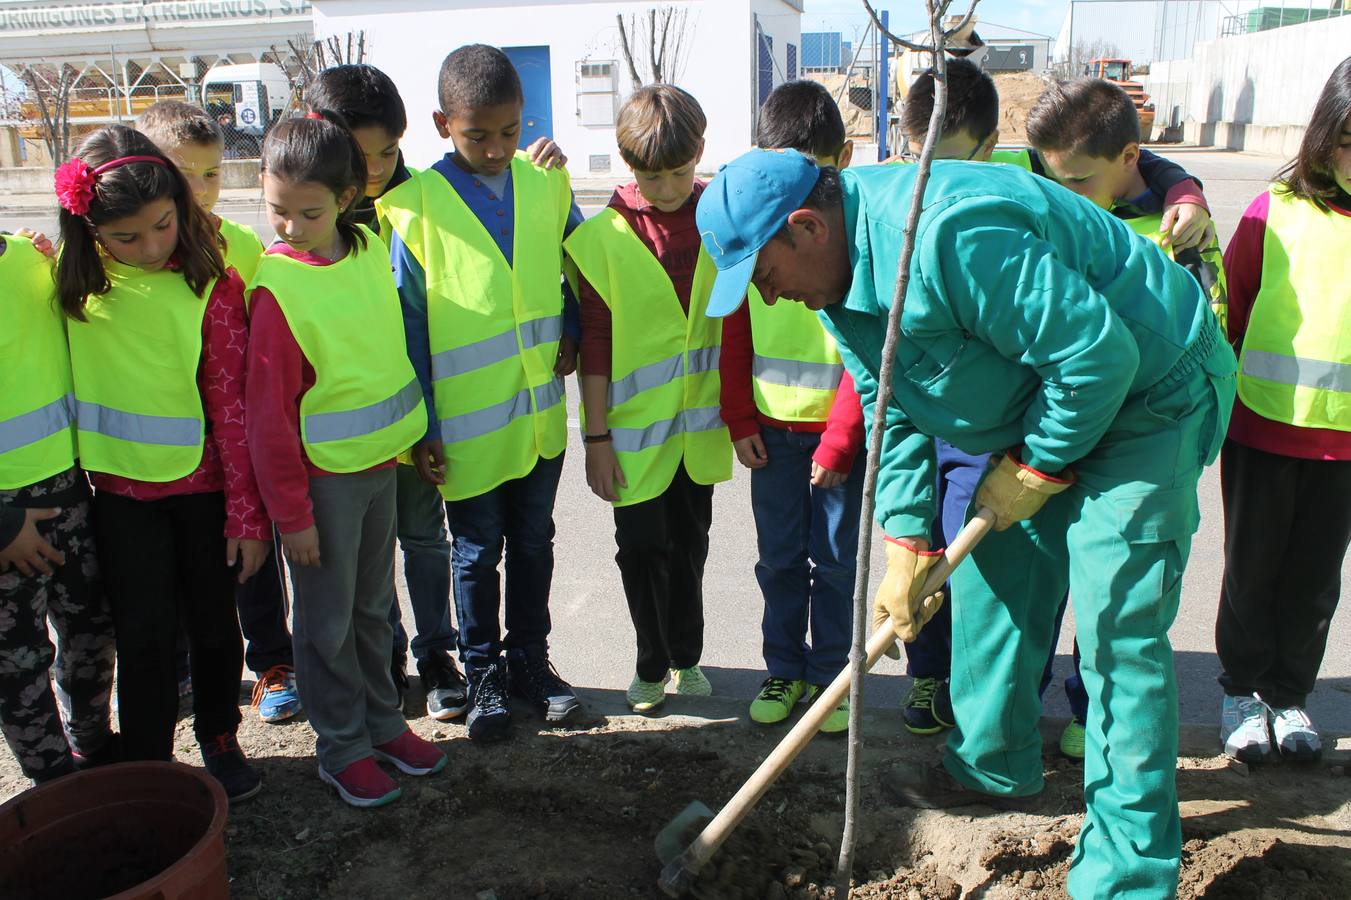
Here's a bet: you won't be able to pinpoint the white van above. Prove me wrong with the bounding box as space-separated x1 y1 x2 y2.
201 62 292 139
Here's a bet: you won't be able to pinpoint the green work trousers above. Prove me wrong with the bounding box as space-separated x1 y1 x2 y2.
944 326 1235 899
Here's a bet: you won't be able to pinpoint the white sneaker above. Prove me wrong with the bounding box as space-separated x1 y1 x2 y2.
1270 705 1322 762
1220 693 1273 764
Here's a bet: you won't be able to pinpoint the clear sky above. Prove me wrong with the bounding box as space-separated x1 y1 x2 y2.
799 0 1167 62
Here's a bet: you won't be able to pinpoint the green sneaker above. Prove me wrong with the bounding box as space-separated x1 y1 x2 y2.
749 677 807 724
626 674 668 713
1059 719 1086 759
902 677 946 735
808 685 850 734
671 666 712 696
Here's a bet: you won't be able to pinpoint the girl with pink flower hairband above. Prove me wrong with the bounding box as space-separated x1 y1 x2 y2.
52 124 271 803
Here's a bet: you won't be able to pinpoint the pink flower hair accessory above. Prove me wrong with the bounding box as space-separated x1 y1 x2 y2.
53 154 169 216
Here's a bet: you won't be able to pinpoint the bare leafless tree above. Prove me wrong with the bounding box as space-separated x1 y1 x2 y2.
1065 38 1124 76
13 63 79 165
264 30 367 110
616 6 691 89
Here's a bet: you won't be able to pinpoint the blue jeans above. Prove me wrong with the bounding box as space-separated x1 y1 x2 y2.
751 427 865 685
1042 598 1089 723
903 438 987 679
443 452 564 675
388 464 459 664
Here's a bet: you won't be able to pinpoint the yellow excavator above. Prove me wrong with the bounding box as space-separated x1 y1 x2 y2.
1084 58 1157 141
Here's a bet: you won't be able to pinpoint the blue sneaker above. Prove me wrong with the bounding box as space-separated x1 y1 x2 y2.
252 665 302 723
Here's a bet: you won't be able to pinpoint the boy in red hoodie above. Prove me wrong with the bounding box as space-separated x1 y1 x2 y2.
721 81 865 732
568 85 733 714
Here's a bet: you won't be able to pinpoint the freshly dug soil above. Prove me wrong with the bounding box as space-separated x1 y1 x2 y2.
2 692 1347 899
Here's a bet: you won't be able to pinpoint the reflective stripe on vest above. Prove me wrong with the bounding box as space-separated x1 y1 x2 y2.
249 224 427 472
1236 188 1351 431
748 291 844 423
67 261 209 482
378 154 571 500
1121 212 1230 335
563 207 731 506
0 236 77 489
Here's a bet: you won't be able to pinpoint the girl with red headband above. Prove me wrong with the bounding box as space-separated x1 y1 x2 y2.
54 124 270 802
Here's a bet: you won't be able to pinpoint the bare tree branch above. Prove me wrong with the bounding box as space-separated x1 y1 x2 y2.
616 13 643 90
836 1 983 895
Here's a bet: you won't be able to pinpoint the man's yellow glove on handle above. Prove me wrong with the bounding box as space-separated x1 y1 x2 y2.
872 537 946 658
974 450 1075 532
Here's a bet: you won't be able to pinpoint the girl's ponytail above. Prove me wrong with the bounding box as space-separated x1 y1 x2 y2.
54 125 225 319
262 108 369 252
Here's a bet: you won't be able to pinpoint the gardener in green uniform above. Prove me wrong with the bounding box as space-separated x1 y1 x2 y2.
696 149 1236 899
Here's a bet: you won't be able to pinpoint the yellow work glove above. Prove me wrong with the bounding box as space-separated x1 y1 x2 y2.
872 537 946 657
974 451 1074 532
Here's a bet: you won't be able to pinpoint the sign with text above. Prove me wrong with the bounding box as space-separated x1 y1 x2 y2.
0 1 312 33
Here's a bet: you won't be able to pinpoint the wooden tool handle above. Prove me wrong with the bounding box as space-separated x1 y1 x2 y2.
658 507 996 896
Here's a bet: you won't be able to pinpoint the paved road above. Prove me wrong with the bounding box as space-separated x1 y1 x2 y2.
4 149 1346 732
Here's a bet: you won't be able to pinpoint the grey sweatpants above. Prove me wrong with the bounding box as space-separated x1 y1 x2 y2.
289 469 406 773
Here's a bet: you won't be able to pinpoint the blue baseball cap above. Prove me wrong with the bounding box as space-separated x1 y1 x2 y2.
697 148 821 318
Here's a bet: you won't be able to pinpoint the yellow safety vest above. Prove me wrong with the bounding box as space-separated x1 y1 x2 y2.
67 260 210 481
378 152 571 500
989 148 1033 170
1122 212 1229 334
747 293 844 423
1236 188 1351 431
219 217 265 285
564 208 731 506
248 226 426 472
0 237 76 490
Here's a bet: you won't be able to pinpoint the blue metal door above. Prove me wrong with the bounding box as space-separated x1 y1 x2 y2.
504 46 554 150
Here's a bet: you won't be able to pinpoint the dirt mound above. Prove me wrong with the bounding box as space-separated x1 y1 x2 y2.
994 72 1051 144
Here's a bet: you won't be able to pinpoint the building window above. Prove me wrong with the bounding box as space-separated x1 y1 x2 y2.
787 43 798 81
757 32 774 105
577 60 618 126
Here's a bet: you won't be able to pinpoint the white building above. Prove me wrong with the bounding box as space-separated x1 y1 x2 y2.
311 0 804 177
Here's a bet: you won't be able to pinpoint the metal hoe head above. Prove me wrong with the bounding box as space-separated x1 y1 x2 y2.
655 800 714 867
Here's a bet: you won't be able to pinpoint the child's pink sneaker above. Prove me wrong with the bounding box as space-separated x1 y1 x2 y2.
318 756 401 808
373 729 448 776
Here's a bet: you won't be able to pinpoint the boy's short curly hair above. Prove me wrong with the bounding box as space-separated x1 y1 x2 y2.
438 44 523 117
616 84 706 171
1026 78 1141 159
135 100 224 151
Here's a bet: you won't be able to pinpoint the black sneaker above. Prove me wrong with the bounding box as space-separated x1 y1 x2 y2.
466 660 513 743
418 651 469 721
391 655 410 714
902 677 950 735
507 648 580 724
931 679 955 729
200 733 262 802
73 732 123 771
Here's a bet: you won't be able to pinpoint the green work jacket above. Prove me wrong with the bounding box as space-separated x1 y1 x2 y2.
821 161 1215 539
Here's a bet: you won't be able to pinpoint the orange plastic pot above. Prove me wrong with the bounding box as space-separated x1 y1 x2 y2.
0 761 230 900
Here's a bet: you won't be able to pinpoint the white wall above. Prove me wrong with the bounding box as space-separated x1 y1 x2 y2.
313 0 801 177
1147 17 1351 157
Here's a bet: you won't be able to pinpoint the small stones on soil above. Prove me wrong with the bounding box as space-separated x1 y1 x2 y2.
1227 758 1251 777
932 874 962 900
